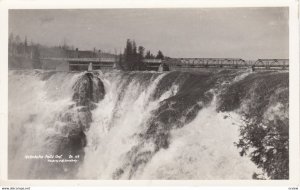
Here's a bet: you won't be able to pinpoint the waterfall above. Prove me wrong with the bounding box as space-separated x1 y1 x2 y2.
8 69 289 179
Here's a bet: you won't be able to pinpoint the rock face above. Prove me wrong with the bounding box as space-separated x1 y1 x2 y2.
53 72 105 177
72 72 105 108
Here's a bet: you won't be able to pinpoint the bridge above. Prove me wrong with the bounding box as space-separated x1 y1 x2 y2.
142 59 162 71
164 58 289 70
165 58 247 68
40 57 165 71
40 57 117 71
40 57 289 71
253 59 289 70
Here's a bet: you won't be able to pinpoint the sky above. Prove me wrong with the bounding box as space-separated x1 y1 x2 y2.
9 8 288 59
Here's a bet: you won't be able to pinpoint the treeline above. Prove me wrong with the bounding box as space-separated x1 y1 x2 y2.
119 39 165 71
9 33 39 58
9 34 167 71
9 33 41 69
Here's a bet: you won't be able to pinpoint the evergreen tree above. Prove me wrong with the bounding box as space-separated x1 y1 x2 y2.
150 53 155 59
124 39 133 70
15 35 22 54
123 39 144 70
138 46 145 58
32 46 41 69
9 33 14 45
15 35 21 44
132 41 137 55
132 41 138 70
24 36 28 47
145 51 151 59
24 36 28 54
116 53 124 70
156 50 164 59
138 46 145 70
122 39 165 70
9 33 14 55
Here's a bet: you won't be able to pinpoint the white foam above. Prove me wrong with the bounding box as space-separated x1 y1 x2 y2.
8 71 82 178
9 70 262 180
138 97 260 179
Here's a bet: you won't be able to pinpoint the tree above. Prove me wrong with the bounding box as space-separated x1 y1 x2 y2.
138 46 145 58
145 50 155 59
9 33 15 55
13 35 22 54
137 46 145 70
122 39 164 70
124 39 133 70
24 36 28 47
145 51 151 59
116 53 124 70
15 35 21 44
9 33 14 45
32 46 41 69
235 113 289 179
24 36 28 54
156 50 164 59
132 41 138 70
123 39 144 70
132 41 137 56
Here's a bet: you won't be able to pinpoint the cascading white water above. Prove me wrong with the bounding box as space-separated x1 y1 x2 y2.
138 96 259 179
77 72 181 179
8 70 83 178
76 70 260 179
8 69 288 180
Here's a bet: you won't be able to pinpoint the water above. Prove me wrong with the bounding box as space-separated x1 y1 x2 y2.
8 69 289 179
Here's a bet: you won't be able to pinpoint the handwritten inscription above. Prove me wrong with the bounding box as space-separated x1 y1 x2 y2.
24 154 80 163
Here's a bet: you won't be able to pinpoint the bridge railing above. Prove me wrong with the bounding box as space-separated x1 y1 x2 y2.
40 57 117 62
142 59 162 63
40 56 289 70
165 58 247 67
164 58 288 69
254 59 289 67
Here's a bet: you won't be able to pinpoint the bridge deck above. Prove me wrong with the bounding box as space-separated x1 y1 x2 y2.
165 58 289 70
40 57 289 71
41 57 116 62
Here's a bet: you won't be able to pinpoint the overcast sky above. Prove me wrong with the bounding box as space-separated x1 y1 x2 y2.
9 8 288 59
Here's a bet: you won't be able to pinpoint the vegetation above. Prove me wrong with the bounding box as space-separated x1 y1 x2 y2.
236 114 289 179
9 33 166 71
156 50 164 59
120 39 165 71
217 72 289 179
9 33 42 69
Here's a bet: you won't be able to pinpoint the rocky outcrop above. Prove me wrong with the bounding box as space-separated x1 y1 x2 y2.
53 72 105 177
72 72 105 108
